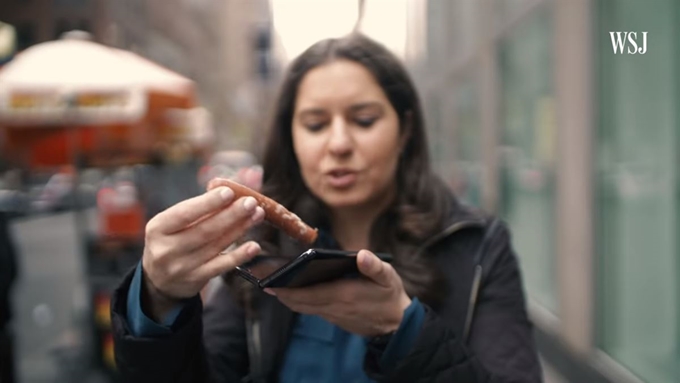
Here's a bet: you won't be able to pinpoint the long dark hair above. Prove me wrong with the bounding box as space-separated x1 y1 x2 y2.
237 33 453 308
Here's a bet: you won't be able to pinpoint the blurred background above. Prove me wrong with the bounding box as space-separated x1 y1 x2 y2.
0 0 677 382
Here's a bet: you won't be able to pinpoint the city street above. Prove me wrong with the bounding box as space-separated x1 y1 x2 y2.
9 212 107 383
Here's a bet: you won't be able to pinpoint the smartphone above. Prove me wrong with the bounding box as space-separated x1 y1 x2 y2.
234 249 393 288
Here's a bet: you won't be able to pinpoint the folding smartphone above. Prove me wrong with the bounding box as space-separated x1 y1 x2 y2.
234 249 393 288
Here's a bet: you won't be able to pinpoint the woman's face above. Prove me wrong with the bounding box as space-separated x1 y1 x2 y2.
292 59 403 210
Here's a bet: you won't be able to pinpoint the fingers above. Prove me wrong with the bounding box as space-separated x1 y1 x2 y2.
151 187 235 234
273 278 355 307
180 196 264 253
273 288 326 315
187 205 265 269
274 285 332 306
196 241 261 280
357 250 393 288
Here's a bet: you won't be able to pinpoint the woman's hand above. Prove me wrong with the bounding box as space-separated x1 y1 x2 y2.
141 186 264 321
269 250 412 337
200 165 263 302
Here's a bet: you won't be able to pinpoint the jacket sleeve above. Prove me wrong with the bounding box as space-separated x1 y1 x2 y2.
111 269 250 383
364 223 543 383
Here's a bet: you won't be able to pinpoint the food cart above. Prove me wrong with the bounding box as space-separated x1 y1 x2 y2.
0 31 213 379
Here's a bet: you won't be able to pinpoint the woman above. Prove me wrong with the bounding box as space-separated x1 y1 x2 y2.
111 34 542 382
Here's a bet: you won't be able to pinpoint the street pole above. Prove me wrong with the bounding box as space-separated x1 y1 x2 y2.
354 0 366 32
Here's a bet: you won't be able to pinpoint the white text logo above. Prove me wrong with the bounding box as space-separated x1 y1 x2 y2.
609 32 648 54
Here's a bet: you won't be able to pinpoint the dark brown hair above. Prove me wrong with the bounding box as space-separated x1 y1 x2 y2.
236 33 453 308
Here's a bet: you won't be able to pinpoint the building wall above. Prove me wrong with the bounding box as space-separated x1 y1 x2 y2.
0 0 109 49
107 0 272 152
1 0 274 153
418 0 679 382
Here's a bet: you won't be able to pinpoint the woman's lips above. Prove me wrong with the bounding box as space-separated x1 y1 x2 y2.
326 170 358 188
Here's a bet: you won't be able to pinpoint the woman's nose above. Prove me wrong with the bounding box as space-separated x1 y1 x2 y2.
327 118 353 156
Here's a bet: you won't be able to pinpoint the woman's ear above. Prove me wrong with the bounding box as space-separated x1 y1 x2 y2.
399 111 414 153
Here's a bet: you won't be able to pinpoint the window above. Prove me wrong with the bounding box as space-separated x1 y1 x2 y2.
54 19 91 39
446 0 478 61
425 0 449 70
495 0 542 29
499 7 558 313
15 22 36 51
596 1 679 382
78 20 91 33
452 74 482 206
425 92 445 173
54 19 71 39
53 0 89 7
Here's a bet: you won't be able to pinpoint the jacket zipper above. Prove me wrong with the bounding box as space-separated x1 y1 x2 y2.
252 319 262 365
245 317 263 383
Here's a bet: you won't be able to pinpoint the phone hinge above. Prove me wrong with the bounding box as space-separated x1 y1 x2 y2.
236 266 261 286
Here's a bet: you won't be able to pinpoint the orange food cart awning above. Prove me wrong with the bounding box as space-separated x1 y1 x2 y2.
0 32 208 168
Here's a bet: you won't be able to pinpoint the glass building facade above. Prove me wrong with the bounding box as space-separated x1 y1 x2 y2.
596 1 679 382
413 0 680 382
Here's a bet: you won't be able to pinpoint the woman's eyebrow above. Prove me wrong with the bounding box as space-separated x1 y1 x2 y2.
349 102 383 113
297 108 327 119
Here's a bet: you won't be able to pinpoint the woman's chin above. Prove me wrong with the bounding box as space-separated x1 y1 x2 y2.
319 190 369 210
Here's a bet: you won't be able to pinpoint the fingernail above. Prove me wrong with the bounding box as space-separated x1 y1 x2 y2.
243 197 257 211
360 250 373 268
247 242 261 256
220 187 234 202
264 288 276 296
251 206 265 223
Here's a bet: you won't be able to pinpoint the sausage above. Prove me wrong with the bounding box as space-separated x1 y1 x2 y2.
207 177 318 244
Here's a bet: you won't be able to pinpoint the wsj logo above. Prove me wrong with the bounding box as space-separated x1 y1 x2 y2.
609 32 648 54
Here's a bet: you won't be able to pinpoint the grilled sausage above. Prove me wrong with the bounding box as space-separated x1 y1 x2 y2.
207 177 318 244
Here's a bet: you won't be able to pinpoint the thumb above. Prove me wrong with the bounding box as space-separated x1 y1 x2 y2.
357 250 392 287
